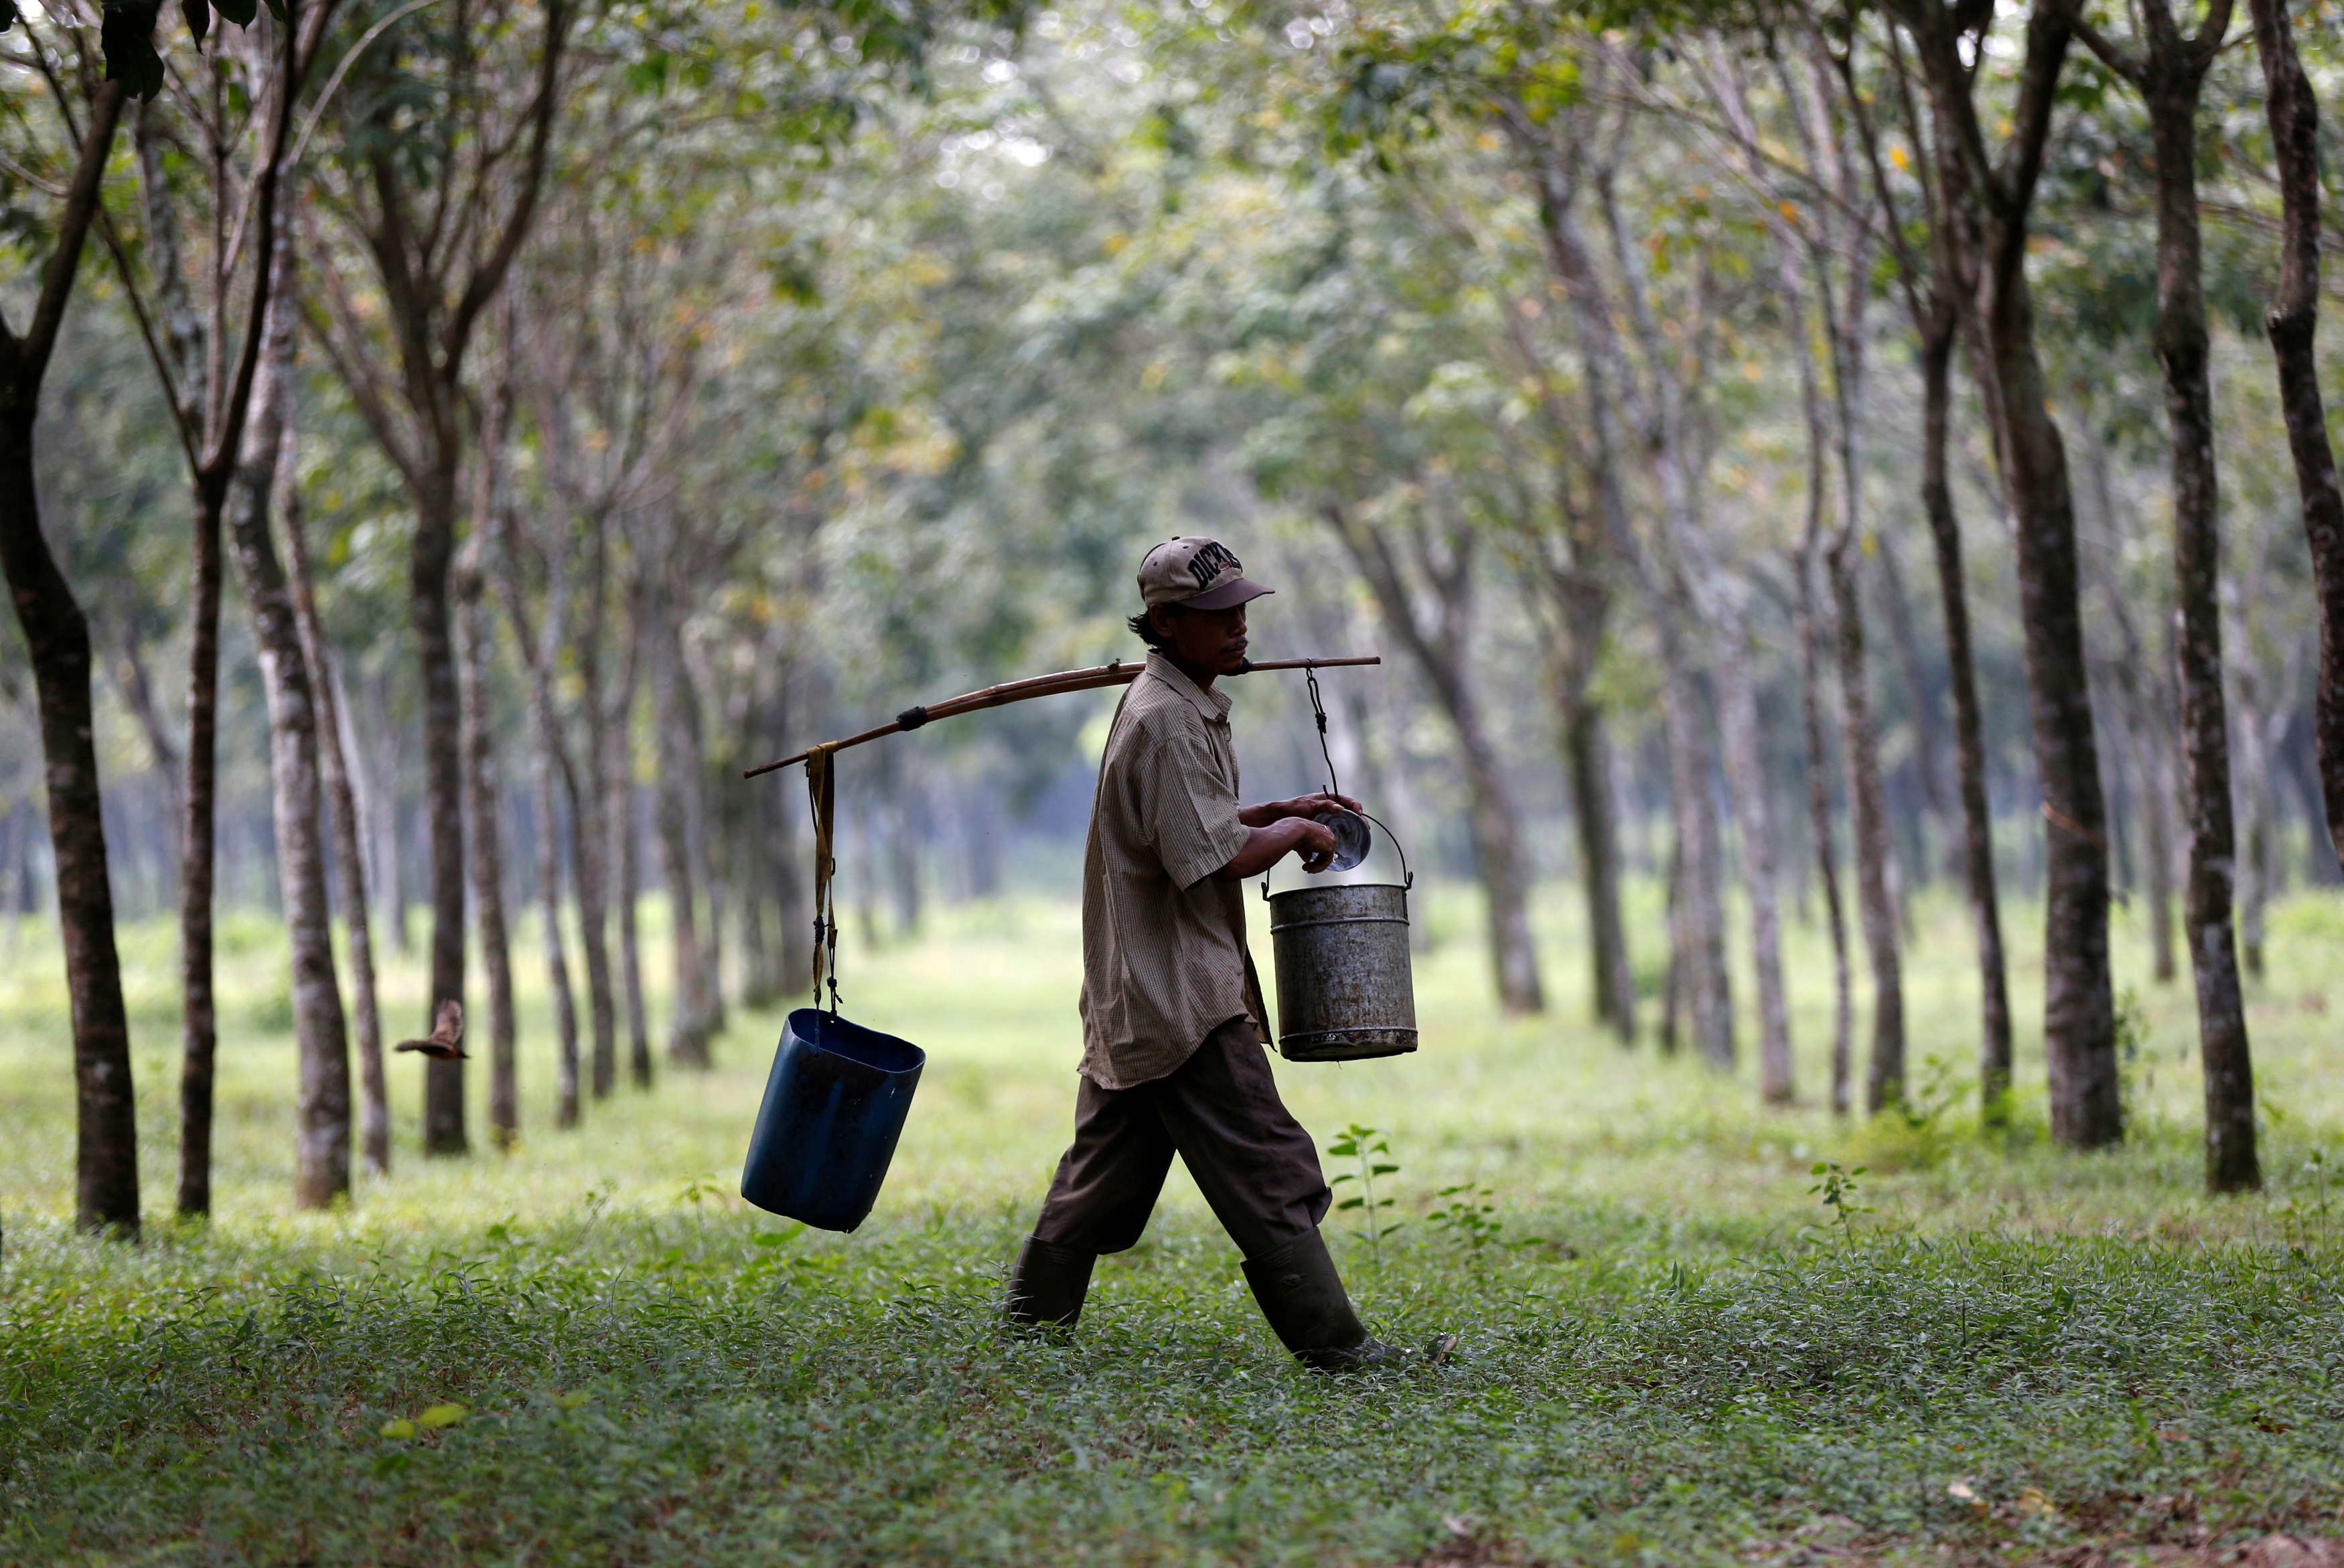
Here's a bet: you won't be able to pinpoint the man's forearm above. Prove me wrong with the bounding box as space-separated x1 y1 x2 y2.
1238 790 1361 828
1214 818 1328 880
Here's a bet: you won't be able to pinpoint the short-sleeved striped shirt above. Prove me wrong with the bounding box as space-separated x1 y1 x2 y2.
1077 653 1270 1089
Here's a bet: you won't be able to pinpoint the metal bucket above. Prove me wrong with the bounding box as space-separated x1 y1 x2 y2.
740 1008 924 1231
1264 882 1417 1063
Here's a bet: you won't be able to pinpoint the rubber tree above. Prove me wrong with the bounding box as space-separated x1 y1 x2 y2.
511 193 709 1096
1828 25 2016 1124
281 411 390 1174
1885 0 2122 1148
1425 171 1636 1042
2242 0 2344 880
222 214 353 1209
0 62 137 1235
2065 0 2255 1190
109 0 327 1214
1326 497 1546 1014
1693 38 1905 1111
1514 518 1636 1043
1699 45 1888 1110
1502 88 1731 1062
497 467 585 1129
305 0 574 1154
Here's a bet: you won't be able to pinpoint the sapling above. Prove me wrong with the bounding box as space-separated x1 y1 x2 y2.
1809 1162 1871 1243
1327 1123 1402 1255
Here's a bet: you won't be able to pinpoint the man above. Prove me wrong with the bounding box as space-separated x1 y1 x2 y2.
1003 536 1402 1372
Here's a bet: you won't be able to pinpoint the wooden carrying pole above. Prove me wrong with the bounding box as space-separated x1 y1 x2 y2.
744 655 1381 779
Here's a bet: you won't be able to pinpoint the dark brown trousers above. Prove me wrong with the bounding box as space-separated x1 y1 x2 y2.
1032 1016 1332 1261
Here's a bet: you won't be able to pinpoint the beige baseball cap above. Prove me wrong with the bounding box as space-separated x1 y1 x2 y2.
1137 536 1275 611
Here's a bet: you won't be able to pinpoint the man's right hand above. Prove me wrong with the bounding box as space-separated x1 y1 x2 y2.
1213 816 1340 881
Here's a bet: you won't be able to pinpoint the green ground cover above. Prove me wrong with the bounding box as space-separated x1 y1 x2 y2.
3 883 2342 1565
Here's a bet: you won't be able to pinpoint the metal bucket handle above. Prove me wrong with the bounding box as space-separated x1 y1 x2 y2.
1260 807 1413 900
1266 663 1412 898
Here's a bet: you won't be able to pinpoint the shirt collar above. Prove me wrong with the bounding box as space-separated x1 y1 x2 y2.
1145 651 1233 722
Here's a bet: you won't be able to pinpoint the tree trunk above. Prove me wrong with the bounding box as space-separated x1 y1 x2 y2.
1526 534 1633 1042
1998 358 2120 1151
1916 320 2016 1117
1779 238 1854 1117
351 670 409 959
754 659 808 1003
1 804 17 952
224 279 352 1210
413 469 469 1154
1804 160 1905 1117
1830 544 1907 1113
278 350 388 1175
2229 648 2272 982
2 408 143 1235
2244 0 2344 883
2142 711 2179 984
1717 627 1792 1101
688 675 727 1032
175 477 223 1217
532 731 580 1125
739 641 799 1006
0 81 137 1236
1656 725 1728 1069
651 595 715 1065
143 76 234 1221
111 626 184 864
611 607 653 1087
1983 65 2120 1148
1524 126 1719 1042
569 513 617 1097
1799 540 1854 1117
1592 173 1730 1068
2283 715 2341 886
285 477 389 1175
1907 0 2121 1149
1873 526 1950 840
455 534 518 1147
2119 35 2258 1192
1658 645 1732 1069
1456 700 1542 1013
500 509 581 1128
1563 692 1634 1042
1658 836 1683 1055
1331 505 1544 1013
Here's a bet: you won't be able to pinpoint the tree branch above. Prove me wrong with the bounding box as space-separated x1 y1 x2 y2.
9 80 128 381
443 0 574 370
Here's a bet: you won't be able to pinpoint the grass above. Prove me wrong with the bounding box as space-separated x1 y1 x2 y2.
2 878 2342 1565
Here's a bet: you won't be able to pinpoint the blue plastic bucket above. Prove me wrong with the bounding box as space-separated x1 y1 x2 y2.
739 1008 926 1232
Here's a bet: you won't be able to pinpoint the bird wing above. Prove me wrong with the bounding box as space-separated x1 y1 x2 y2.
432 998 465 1046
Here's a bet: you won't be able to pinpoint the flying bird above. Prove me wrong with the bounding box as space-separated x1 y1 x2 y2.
395 999 467 1061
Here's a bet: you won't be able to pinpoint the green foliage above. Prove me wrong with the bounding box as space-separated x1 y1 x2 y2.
92 0 267 100
1327 1121 1403 1251
3 890 2344 1560
2115 984 2153 1119
100 0 165 100
1428 1181 1508 1247
5 1192 2343 1561
1808 1160 1871 1242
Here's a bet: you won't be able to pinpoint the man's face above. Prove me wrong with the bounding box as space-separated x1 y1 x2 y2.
1153 601 1249 675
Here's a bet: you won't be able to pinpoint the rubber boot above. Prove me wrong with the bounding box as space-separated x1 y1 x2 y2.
1240 1229 1405 1372
1005 1236 1094 1328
